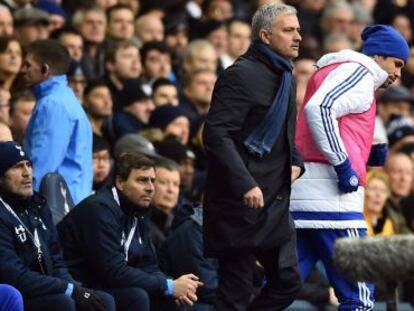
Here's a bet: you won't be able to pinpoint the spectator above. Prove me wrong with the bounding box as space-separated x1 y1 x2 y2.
386 115 414 151
24 39 93 205
0 284 23 311
13 7 51 47
222 19 251 69
112 78 154 139
349 3 373 50
106 4 135 41
104 39 141 111
83 80 113 137
0 87 10 123
113 133 164 161
293 57 315 111
202 0 233 22
0 5 13 36
92 134 112 192
320 1 354 44
180 68 216 123
364 169 394 236
73 5 107 80
8 90 35 145
66 60 86 100
322 32 352 53
200 20 228 70
149 104 190 145
0 36 22 92
152 77 179 107
36 0 67 32
0 120 12 141
384 152 413 233
58 153 203 311
392 14 412 44
55 27 83 62
164 21 189 66
183 39 217 75
135 14 164 46
0 141 115 311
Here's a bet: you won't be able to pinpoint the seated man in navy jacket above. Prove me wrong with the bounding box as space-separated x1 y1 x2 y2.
58 153 203 311
0 141 115 311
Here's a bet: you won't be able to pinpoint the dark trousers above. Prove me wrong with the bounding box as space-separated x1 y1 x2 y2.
104 287 150 311
25 290 115 311
215 245 302 311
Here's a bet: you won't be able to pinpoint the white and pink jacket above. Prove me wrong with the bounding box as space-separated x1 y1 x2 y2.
290 50 388 229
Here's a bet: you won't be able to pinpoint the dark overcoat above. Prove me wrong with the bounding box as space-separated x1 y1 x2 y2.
203 45 304 257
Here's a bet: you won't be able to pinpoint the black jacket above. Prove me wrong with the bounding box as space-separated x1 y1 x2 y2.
57 185 168 294
203 45 304 256
0 192 72 298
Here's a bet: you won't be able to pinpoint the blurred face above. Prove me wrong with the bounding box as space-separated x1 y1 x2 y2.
377 100 410 123
116 167 155 208
17 23 50 44
111 46 141 79
187 47 217 72
60 33 83 62
393 15 412 43
9 99 35 141
326 10 353 35
180 158 194 190
50 14 66 31
69 75 87 100
0 9 13 36
165 31 188 56
184 71 217 107
374 56 405 88
365 178 388 215
135 16 164 42
207 27 228 57
165 116 190 145
260 14 301 60
386 154 413 198
153 167 180 211
143 50 171 79
153 85 178 107
93 149 111 184
108 8 134 39
79 11 106 44
228 21 251 59
294 58 315 83
125 99 154 124
21 53 45 86
0 41 22 75
0 160 33 198
0 88 10 123
0 123 12 141
85 86 113 118
206 0 233 21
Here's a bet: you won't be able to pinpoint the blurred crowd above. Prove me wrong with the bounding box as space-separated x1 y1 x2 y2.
0 0 414 309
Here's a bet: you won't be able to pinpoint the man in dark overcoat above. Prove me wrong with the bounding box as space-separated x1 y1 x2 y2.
203 3 305 310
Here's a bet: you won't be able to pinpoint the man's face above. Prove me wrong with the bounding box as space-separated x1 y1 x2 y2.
60 33 83 62
165 116 190 145
111 46 141 79
386 154 413 198
153 85 178 107
116 167 155 208
93 149 111 184
0 9 13 36
327 10 353 35
187 47 218 72
185 71 217 107
108 8 134 39
21 53 44 86
17 23 50 44
135 16 164 43
80 11 106 44
126 99 154 124
377 100 411 123
9 99 35 140
228 21 251 59
293 58 315 83
179 158 194 190
0 160 33 198
262 14 301 60
85 86 113 118
143 50 171 80
165 31 188 56
207 27 228 57
153 167 180 211
374 56 405 88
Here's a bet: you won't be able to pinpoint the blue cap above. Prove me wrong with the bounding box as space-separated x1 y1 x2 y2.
361 25 410 63
0 141 30 177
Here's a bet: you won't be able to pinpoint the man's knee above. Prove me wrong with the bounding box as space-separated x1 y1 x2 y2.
0 284 23 310
94 290 116 311
121 287 150 310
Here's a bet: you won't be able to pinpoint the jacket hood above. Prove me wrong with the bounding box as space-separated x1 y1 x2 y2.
316 49 388 90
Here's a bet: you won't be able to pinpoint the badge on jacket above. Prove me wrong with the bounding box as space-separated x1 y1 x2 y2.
15 225 27 243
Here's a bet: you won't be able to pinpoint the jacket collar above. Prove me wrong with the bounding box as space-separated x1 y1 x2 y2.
113 186 148 217
32 75 68 99
244 43 284 74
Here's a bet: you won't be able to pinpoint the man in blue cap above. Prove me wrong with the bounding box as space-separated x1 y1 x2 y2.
292 24 410 309
0 141 115 311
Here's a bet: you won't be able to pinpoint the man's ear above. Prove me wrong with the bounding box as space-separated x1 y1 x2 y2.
41 64 50 75
115 175 123 191
259 29 271 45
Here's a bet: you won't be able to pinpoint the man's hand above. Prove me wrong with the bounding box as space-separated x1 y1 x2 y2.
173 274 203 306
72 285 106 311
333 158 359 193
243 186 264 209
291 165 301 183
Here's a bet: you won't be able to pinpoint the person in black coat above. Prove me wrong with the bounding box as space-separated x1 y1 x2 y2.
58 153 203 311
0 141 114 311
202 3 304 311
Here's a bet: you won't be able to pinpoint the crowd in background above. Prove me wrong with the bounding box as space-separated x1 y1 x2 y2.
0 0 414 309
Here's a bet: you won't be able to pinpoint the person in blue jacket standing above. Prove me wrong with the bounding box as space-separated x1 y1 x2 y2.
23 39 92 204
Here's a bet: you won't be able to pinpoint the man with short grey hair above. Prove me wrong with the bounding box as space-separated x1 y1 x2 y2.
203 3 304 310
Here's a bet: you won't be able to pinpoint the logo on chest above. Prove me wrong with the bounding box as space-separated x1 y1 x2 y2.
14 225 27 243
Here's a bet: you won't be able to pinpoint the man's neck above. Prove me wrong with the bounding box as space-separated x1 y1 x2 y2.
86 42 99 59
89 116 105 136
109 73 123 91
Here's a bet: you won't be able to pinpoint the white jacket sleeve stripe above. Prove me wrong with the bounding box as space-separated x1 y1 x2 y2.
320 66 368 163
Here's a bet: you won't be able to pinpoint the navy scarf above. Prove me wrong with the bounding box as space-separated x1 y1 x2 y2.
244 42 293 157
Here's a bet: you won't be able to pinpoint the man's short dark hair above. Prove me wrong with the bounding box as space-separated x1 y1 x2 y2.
107 4 134 21
104 39 138 64
152 78 176 94
115 153 155 181
26 39 71 75
50 26 81 40
140 41 171 63
9 90 35 116
84 79 108 98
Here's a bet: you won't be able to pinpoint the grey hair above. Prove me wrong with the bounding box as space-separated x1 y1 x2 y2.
322 1 353 23
251 3 297 42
